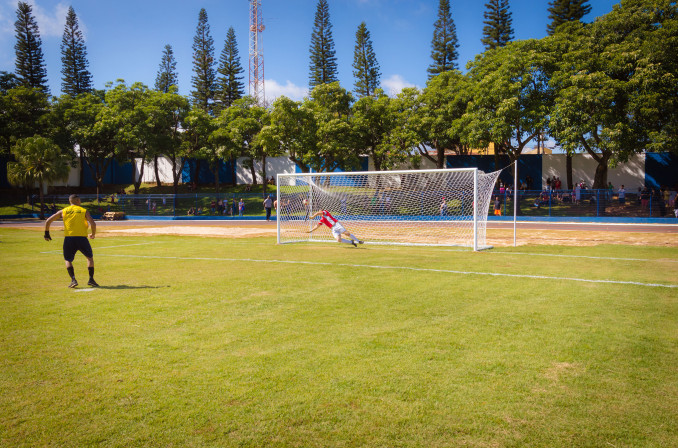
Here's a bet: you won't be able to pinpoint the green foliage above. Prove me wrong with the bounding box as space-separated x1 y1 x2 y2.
546 0 592 35
190 8 216 112
544 0 678 186
466 40 550 161
427 0 460 78
416 71 473 168
154 44 178 94
481 0 514 51
352 22 381 98
256 96 316 172
14 2 48 92
304 82 358 172
7 136 71 218
215 27 245 112
352 90 407 171
60 6 92 97
0 86 50 155
308 0 338 90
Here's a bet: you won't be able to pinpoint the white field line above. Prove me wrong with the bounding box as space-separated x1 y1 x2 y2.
73 288 95 293
436 248 678 263
40 242 159 254
94 253 678 289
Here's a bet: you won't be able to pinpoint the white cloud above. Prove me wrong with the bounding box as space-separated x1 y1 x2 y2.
1 1 72 39
264 79 308 102
382 74 418 96
29 1 70 38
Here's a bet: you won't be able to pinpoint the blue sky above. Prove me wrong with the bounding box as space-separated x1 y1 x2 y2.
0 0 619 101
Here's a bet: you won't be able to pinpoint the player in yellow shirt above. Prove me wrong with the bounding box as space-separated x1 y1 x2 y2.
44 194 99 288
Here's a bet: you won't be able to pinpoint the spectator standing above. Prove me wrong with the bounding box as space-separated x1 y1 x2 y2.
439 197 448 216
238 199 245 217
618 185 626 205
263 195 273 221
494 196 502 216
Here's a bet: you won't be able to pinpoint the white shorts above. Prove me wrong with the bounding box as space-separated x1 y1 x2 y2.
331 223 347 239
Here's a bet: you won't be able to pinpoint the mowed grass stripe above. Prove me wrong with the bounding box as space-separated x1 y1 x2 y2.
91 252 678 289
2 229 678 446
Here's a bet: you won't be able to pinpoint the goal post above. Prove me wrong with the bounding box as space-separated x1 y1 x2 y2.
276 168 502 250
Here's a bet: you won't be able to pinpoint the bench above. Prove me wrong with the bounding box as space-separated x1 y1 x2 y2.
102 211 125 221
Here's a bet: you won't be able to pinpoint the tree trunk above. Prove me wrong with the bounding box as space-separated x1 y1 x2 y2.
230 155 237 187
249 158 257 185
592 157 609 189
437 145 445 169
133 158 145 195
154 155 161 187
79 153 85 187
38 180 45 220
566 153 573 190
262 155 267 197
171 157 180 196
214 160 220 197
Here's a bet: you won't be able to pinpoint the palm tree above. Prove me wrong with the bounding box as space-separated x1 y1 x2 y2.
7 136 71 219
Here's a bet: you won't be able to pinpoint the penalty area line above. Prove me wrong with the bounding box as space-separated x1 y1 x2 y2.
97 253 678 289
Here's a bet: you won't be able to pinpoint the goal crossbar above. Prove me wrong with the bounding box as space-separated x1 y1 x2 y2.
276 168 501 250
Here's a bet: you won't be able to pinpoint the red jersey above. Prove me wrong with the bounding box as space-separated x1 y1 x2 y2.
318 210 339 228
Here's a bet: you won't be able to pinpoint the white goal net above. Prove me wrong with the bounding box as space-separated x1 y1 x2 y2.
276 168 502 250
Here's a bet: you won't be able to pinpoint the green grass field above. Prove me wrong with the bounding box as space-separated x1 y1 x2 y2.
1 228 677 447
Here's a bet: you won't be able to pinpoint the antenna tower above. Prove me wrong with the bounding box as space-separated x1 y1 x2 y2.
249 0 265 106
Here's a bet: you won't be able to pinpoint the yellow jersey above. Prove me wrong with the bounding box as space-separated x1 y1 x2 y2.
62 204 89 237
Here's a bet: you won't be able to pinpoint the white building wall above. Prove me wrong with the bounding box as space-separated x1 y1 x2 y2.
541 153 645 189
236 156 296 185
134 157 175 184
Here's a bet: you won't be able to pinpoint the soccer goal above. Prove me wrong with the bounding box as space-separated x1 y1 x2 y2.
276 168 502 250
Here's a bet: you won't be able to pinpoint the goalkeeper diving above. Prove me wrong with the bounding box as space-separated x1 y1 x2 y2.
307 210 364 247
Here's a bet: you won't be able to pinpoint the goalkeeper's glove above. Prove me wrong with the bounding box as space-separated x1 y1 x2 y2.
44 230 51 241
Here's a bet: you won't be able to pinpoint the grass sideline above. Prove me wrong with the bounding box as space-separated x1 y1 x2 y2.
1 228 677 447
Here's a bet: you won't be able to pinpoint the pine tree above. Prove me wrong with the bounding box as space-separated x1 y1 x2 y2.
14 2 48 92
215 27 245 110
481 0 514 51
308 0 338 90
546 0 592 35
191 8 216 112
427 0 459 79
155 44 179 93
352 22 381 98
60 6 92 97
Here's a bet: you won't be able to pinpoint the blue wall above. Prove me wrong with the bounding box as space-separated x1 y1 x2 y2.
645 153 678 189
446 154 542 188
82 159 134 187
181 158 234 185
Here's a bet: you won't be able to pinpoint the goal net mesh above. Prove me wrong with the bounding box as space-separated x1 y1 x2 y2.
277 168 501 248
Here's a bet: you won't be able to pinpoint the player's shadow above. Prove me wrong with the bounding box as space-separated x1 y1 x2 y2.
97 285 167 290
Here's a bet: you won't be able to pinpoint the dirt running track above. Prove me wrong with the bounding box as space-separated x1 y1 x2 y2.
2 219 677 247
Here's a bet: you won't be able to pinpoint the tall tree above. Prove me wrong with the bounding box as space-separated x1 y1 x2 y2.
215 27 245 112
481 0 514 51
308 0 338 90
427 0 460 79
191 8 216 113
7 136 71 219
155 44 178 93
153 44 179 186
14 2 48 92
546 0 592 35
352 22 381 98
60 6 92 96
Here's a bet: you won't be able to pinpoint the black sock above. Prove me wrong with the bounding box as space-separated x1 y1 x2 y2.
67 266 75 279
88 266 94 280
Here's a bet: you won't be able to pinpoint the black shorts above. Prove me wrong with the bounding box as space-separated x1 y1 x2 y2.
63 236 93 262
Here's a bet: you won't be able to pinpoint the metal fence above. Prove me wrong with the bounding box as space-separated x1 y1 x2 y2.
25 193 277 218
491 189 677 218
18 189 678 219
